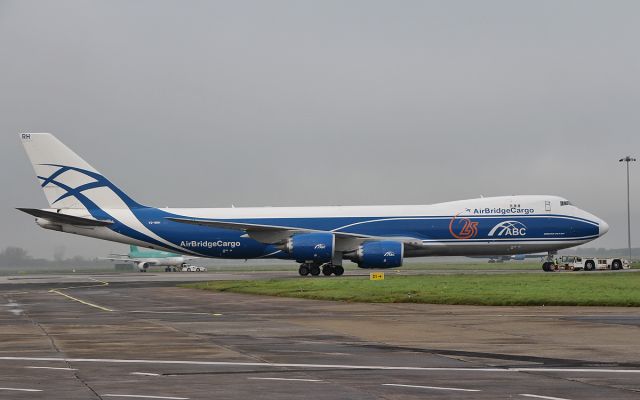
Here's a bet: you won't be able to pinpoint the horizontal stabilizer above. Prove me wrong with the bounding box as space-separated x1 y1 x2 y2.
17 208 114 226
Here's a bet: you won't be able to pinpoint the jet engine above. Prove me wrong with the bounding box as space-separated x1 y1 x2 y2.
136 261 149 272
349 241 403 269
282 232 334 262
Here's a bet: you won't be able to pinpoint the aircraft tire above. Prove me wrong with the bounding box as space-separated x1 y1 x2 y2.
333 266 344 276
542 262 551 272
298 264 310 276
322 264 334 276
310 264 321 276
585 260 595 271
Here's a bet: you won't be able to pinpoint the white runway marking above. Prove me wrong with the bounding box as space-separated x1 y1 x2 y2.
26 366 77 371
520 395 572 400
0 356 639 374
131 372 161 376
0 387 43 392
272 350 349 356
129 311 218 316
248 377 324 382
102 395 188 400
383 383 481 392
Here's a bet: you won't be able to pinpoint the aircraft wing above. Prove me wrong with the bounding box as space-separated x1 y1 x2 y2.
166 217 423 248
167 218 305 233
101 257 135 263
17 208 113 227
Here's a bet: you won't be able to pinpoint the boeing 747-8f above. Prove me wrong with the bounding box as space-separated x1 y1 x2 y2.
18 133 608 275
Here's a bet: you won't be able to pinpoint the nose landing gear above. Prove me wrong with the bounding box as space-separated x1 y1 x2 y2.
541 251 558 272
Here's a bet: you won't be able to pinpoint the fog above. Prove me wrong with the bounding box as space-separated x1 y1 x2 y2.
1 0 638 258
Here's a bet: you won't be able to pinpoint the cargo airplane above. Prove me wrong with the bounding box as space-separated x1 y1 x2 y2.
18 133 609 276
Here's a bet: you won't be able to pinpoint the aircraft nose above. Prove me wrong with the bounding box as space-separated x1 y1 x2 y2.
599 219 610 236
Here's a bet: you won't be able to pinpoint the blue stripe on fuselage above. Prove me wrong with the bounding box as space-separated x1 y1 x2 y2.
126 208 599 259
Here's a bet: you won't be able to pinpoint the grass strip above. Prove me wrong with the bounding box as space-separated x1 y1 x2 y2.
182 272 640 306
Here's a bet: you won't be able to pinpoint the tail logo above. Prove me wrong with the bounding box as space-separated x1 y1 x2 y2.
488 221 527 237
37 164 141 209
449 213 479 240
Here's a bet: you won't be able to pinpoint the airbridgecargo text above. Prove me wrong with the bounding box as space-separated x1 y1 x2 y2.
181 240 241 248
473 207 535 215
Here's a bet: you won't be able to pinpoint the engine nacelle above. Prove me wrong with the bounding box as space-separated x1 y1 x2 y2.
136 262 149 271
283 232 334 262
351 241 403 269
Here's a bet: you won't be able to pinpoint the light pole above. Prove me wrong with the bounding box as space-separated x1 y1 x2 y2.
619 156 636 261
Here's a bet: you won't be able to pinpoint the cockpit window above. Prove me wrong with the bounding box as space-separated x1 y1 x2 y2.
560 200 572 206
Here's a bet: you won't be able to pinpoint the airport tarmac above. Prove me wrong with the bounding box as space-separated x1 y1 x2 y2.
1 271 639 399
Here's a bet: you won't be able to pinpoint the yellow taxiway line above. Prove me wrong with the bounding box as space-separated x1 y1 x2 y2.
48 277 114 312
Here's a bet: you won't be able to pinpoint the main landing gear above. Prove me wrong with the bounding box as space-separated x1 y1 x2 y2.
298 262 344 277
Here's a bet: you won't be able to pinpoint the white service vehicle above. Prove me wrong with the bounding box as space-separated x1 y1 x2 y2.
553 256 629 272
181 265 207 272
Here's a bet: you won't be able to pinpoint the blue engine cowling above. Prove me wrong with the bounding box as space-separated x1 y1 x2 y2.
284 232 335 262
354 241 403 269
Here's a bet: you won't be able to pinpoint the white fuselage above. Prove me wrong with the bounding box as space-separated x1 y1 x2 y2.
36 195 608 259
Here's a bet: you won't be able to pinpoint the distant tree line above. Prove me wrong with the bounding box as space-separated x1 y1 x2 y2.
573 247 640 258
0 246 111 268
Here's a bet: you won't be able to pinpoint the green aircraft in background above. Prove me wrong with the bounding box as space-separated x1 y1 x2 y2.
105 245 203 272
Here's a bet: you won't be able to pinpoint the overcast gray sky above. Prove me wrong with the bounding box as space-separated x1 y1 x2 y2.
1 0 638 258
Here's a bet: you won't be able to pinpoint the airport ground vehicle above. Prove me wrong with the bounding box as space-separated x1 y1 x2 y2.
181 265 207 272
546 255 630 272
